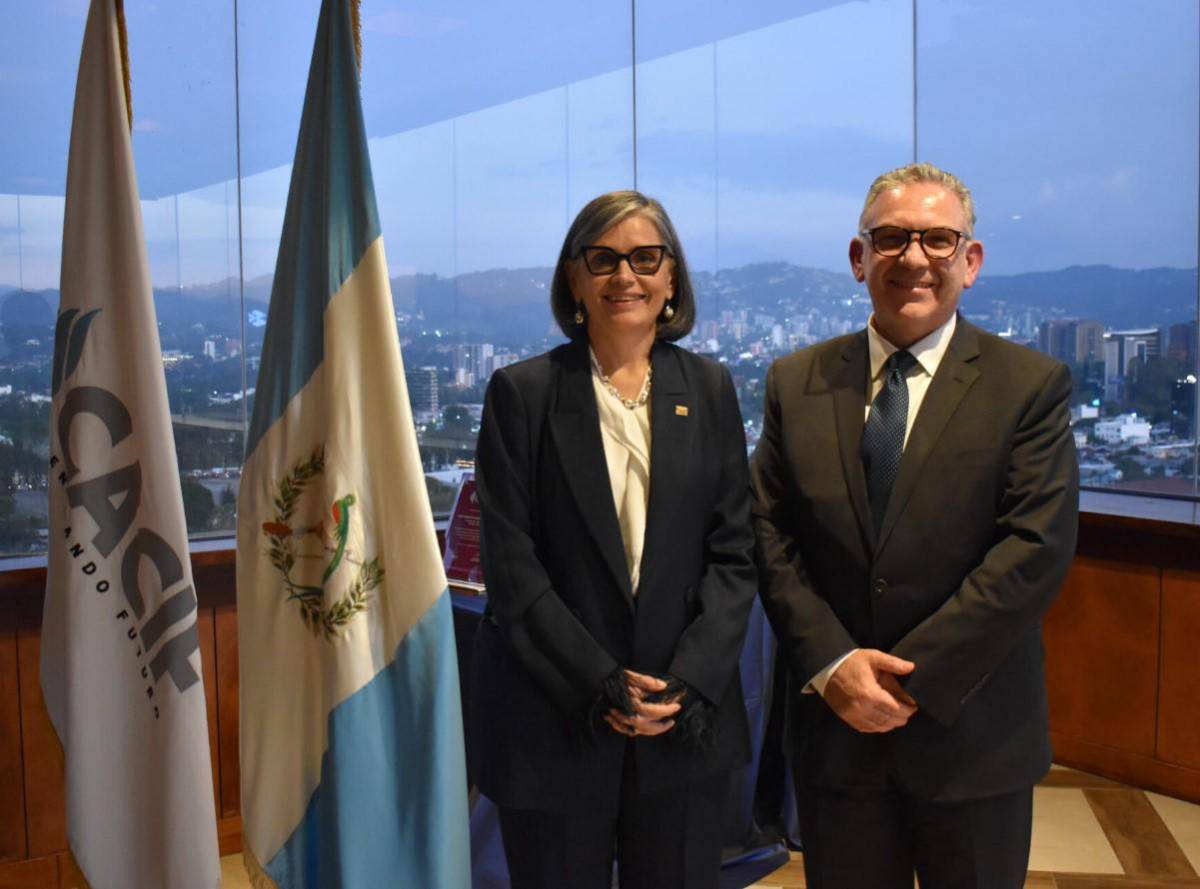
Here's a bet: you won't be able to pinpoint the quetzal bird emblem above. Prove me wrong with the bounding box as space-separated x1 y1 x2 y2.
260 448 383 640
322 493 356 584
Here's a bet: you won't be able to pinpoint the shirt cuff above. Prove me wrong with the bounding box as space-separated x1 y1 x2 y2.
804 649 857 697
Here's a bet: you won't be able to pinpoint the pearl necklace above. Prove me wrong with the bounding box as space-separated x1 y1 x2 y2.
591 354 652 410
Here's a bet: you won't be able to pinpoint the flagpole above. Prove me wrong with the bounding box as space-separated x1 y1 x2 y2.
115 0 132 130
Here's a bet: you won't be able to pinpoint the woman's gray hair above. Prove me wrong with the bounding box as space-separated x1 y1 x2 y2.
550 190 696 341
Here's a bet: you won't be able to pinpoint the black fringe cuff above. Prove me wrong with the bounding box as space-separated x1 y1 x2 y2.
588 668 636 740
645 675 718 752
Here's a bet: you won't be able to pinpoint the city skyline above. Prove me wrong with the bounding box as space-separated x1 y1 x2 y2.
2 0 1198 555
1 260 1197 556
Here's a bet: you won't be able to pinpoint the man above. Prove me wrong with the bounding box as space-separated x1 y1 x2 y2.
750 163 1078 889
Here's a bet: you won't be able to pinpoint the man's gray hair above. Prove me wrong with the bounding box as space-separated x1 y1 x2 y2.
860 162 976 236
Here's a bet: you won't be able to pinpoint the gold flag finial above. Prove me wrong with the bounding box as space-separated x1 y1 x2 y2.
115 0 133 131
351 0 363 78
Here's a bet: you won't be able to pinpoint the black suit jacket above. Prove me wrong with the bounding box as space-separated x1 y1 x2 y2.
472 338 757 813
750 317 1079 802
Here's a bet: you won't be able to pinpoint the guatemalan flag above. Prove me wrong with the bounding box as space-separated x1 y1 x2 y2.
236 1 470 886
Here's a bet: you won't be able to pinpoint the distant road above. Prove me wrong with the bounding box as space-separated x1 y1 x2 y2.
170 413 244 432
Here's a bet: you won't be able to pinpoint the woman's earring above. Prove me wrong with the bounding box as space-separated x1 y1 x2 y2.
662 302 675 321
574 304 585 325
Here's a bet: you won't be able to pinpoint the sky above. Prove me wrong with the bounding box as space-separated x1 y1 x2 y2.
0 0 1197 290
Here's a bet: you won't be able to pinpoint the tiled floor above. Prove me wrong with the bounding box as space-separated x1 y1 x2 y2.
222 854 254 889
749 767 1200 888
219 767 1200 888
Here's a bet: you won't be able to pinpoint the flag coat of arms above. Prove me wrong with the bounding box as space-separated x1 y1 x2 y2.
236 1 470 886
40 1 221 887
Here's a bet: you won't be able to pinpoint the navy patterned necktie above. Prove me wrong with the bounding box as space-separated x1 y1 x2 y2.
861 349 918 533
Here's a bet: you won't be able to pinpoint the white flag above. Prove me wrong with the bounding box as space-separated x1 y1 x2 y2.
40 2 221 887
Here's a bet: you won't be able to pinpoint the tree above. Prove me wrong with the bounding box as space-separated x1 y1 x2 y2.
180 477 216 531
1064 361 1104 407
1114 456 1148 482
1125 356 1186 424
440 405 475 437
425 475 457 516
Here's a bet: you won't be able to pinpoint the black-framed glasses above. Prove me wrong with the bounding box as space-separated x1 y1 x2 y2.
579 245 671 276
860 226 968 260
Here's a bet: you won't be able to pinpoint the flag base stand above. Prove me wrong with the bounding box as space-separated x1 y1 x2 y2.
242 842 279 889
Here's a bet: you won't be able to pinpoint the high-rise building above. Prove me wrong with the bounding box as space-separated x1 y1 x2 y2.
1073 320 1105 364
1037 319 1105 364
453 342 495 385
408 366 439 416
1167 320 1198 366
1038 320 1074 362
1104 328 1160 381
490 351 519 374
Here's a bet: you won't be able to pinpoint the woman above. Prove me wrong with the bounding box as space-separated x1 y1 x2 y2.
472 191 757 888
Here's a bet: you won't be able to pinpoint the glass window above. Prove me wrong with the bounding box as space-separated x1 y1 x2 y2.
918 0 1200 498
635 0 914 443
2 1 1199 556
0 2 241 554
237 1 634 515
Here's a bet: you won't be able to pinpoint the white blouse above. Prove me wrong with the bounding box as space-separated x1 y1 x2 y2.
589 350 652 594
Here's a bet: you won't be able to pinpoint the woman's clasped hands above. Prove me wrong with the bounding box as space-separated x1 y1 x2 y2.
602 669 683 738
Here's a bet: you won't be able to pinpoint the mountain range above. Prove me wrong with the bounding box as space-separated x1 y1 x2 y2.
2 263 1196 349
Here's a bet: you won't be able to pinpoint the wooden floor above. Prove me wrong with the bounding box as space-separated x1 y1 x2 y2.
218 767 1200 889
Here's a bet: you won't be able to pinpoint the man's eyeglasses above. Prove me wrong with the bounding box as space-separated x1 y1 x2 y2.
860 226 968 260
580 245 671 276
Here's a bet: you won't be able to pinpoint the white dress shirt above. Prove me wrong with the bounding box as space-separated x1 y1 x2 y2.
590 349 652 594
806 313 958 696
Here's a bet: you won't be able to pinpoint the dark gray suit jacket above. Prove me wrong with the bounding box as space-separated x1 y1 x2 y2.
472 338 757 813
750 317 1079 802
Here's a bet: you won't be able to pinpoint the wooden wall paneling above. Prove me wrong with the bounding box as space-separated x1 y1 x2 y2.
1051 731 1200 805
15 597 67 859
214 604 240 819
1076 511 1200 571
0 855 58 889
1043 557 1160 756
196 606 220 813
1158 569 1200 770
217 814 243 857
0 626 26 863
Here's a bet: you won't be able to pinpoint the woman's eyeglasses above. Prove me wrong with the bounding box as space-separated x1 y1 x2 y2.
579 245 671 276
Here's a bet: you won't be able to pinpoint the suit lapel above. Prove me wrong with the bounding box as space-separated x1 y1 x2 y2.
547 340 635 607
876 319 982 555
827 332 876 551
638 342 694 598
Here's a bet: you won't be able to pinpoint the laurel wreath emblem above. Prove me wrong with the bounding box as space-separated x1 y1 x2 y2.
261 446 384 640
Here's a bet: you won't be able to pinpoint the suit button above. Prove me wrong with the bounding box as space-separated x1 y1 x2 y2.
873 578 888 595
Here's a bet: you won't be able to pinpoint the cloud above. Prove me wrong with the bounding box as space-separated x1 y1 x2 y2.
133 119 161 134
1034 166 1139 206
52 0 88 19
363 11 466 38
1101 167 1136 193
